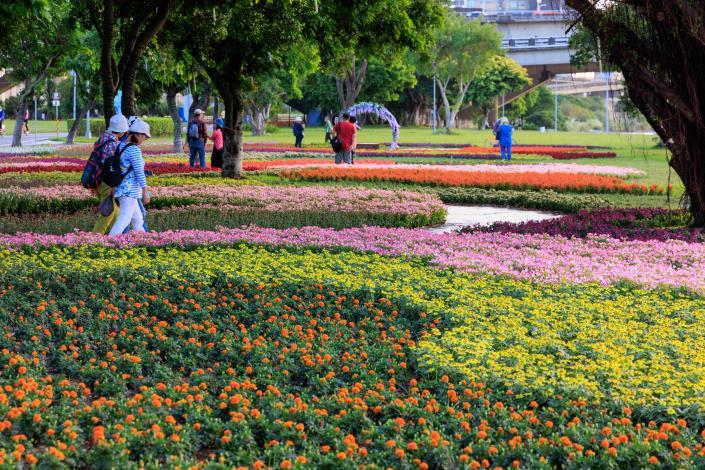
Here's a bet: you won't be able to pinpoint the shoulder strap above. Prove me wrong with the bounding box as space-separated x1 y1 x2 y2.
115 143 136 176
115 143 136 158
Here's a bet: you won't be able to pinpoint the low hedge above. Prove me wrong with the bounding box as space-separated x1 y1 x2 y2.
434 187 611 213
66 117 175 137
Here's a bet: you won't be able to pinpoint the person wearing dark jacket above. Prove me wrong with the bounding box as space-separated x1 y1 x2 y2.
293 116 305 148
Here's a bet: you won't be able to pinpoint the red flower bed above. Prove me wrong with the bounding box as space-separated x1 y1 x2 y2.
283 167 663 194
549 152 617 159
0 165 83 174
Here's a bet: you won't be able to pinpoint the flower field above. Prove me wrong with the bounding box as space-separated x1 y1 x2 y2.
283 166 664 194
0 243 704 467
0 139 704 467
241 144 618 160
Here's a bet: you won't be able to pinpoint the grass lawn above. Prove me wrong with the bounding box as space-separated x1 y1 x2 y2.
2 119 67 134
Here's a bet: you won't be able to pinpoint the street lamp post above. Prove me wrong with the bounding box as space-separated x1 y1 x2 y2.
85 80 91 139
554 76 558 131
70 70 77 121
432 61 437 133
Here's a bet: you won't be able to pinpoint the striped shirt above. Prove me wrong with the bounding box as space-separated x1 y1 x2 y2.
113 142 147 199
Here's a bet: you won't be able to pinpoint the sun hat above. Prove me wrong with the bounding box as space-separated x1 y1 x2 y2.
107 114 129 133
501 116 510 124
215 117 224 128
129 118 151 138
295 116 302 122
194 108 203 116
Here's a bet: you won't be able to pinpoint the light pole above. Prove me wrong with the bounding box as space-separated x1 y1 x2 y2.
432 61 437 133
604 72 610 133
70 70 77 121
553 76 558 131
85 80 91 139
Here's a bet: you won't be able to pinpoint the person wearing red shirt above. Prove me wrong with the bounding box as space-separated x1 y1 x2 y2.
332 112 357 164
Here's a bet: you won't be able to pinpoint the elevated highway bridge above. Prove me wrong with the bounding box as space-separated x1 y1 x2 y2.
451 1 601 121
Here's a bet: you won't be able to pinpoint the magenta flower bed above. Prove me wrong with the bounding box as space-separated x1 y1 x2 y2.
466 208 702 242
2 226 704 292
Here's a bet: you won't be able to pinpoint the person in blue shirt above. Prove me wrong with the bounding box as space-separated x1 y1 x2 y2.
0 107 5 135
108 118 151 236
497 117 513 161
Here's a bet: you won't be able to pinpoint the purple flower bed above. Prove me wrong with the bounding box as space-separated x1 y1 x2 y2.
464 208 704 242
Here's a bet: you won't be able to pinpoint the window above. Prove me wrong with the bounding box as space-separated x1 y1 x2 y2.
509 0 533 10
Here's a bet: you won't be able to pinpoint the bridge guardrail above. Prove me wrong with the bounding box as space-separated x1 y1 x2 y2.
503 37 569 50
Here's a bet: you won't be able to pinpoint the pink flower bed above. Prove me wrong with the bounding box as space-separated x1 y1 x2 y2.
1 226 703 292
4 185 444 218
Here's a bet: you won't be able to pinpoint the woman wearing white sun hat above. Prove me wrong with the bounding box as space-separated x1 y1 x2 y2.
109 118 151 236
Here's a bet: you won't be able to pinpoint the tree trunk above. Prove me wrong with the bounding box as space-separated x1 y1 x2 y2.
250 109 265 136
438 82 454 132
166 85 182 153
335 57 368 111
100 0 115 127
566 0 705 225
219 81 244 178
11 99 27 147
189 80 211 119
213 96 219 122
66 97 93 145
120 65 139 117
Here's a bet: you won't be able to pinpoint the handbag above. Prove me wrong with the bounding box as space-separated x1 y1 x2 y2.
98 196 115 217
331 136 343 153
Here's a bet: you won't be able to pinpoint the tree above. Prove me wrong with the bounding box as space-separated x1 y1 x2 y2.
314 0 443 110
172 0 314 177
467 55 531 127
566 1 705 225
0 0 74 146
144 41 196 151
78 0 174 123
63 31 101 144
432 14 502 132
245 42 318 136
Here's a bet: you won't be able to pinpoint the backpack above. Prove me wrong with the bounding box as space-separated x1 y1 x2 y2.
189 121 200 139
81 140 112 189
100 143 136 188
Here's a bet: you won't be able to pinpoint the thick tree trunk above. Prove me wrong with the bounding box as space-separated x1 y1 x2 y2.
120 66 139 117
566 0 705 225
166 86 182 153
11 99 27 147
219 82 244 178
100 0 115 127
213 96 219 122
66 98 93 145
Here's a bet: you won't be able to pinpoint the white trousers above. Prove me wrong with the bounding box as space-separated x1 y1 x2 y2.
109 196 145 236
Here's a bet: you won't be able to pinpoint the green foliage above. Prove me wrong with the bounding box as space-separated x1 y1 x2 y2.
434 187 611 213
0 0 75 92
0 205 444 234
65 117 174 137
315 0 444 72
469 56 530 107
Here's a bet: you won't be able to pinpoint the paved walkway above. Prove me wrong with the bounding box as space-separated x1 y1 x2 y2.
0 132 65 147
428 205 561 233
